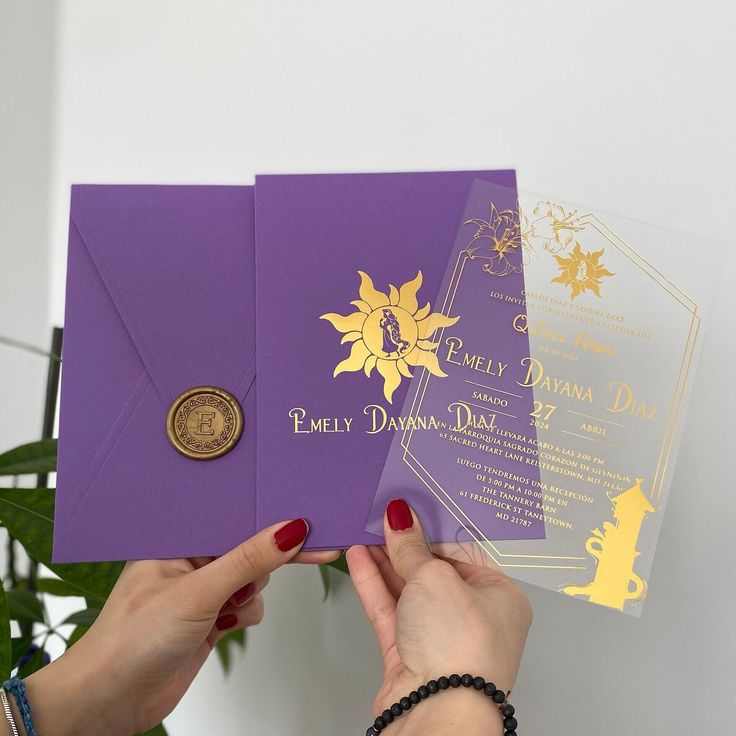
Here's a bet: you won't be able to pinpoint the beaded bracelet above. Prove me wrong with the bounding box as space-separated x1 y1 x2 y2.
366 674 518 736
1 678 37 736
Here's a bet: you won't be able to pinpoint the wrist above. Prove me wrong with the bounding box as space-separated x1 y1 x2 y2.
374 673 511 736
387 687 503 736
23 643 134 736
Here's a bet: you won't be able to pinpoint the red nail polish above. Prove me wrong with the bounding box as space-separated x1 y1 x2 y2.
387 498 413 531
216 613 238 631
274 518 308 551
233 582 255 606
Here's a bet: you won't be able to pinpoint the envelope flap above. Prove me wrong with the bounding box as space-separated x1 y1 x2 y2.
70 185 256 406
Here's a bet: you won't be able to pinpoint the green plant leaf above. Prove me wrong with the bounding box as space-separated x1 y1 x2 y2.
319 564 331 600
10 636 33 669
36 577 87 598
326 553 349 574
215 627 246 676
16 646 46 678
62 609 100 628
83 593 106 609
0 439 58 476
0 579 10 678
136 724 167 736
66 625 88 649
0 488 123 599
6 589 45 624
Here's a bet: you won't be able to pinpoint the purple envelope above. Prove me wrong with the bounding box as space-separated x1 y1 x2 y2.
255 170 517 549
54 185 257 562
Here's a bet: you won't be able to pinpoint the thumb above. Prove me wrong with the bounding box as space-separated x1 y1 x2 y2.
384 498 435 582
191 518 309 611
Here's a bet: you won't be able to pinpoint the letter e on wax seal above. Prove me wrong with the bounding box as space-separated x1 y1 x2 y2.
166 386 243 460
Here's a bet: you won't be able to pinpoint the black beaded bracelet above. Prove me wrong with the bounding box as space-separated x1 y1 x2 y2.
366 674 518 735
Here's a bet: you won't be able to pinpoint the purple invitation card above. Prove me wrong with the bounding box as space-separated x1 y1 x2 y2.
254 171 523 549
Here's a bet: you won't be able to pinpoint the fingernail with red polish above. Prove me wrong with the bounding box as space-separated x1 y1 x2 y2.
216 613 238 631
274 518 309 552
233 582 255 606
387 498 413 531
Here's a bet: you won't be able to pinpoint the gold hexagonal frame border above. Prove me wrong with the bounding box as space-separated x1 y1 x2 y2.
398 207 700 571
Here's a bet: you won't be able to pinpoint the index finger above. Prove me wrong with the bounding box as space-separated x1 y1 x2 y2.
189 518 309 611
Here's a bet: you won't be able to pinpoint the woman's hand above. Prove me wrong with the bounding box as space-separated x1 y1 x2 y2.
21 519 337 736
347 499 531 735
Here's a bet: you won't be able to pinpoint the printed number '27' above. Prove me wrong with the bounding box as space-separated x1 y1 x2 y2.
531 401 556 420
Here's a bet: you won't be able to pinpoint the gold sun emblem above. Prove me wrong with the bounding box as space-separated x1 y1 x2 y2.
320 271 459 403
552 242 614 299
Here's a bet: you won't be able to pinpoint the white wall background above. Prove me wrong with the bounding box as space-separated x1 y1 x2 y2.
2 0 736 733
0 1 55 453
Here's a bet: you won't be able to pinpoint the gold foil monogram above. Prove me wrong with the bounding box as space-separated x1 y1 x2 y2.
320 271 459 403
166 386 243 460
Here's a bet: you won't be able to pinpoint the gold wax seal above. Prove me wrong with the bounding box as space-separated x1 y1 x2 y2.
166 386 243 460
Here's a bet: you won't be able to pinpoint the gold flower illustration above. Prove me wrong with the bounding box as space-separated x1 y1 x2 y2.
552 242 614 299
320 271 459 403
531 201 586 254
465 203 522 276
517 204 539 264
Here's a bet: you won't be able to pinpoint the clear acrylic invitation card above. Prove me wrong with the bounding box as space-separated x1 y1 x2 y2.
367 180 718 616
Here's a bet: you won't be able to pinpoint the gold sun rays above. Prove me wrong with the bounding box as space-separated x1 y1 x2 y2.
552 243 614 300
320 270 459 403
